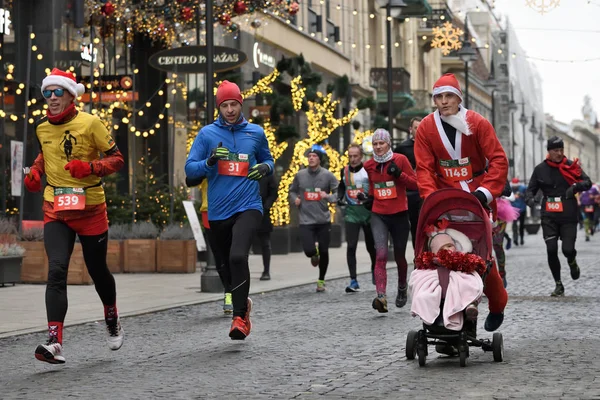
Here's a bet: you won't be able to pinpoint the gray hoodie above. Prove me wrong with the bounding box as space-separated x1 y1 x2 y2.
289 166 339 225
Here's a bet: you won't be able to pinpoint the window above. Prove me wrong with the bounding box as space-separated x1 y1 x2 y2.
308 9 321 35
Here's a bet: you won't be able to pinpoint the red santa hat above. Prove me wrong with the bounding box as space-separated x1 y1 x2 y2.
216 80 243 107
41 68 86 98
432 73 463 102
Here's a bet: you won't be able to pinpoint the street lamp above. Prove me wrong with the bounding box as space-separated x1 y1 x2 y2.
508 85 519 178
538 124 545 161
519 103 529 181
375 0 407 135
529 114 538 165
457 15 478 109
484 64 498 128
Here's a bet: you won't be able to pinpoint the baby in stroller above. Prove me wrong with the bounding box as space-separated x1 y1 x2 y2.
409 219 486 333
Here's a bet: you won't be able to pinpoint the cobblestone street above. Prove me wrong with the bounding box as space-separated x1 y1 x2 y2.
1 230 600 399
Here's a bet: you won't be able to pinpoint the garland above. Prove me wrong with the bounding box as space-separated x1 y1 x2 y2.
415 249 487 275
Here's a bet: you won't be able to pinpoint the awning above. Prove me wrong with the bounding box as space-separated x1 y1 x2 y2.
376 91 417 115
402 0 433 16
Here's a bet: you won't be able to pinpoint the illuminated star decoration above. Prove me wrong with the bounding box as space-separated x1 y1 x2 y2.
525 0 561 15
431 22 464 56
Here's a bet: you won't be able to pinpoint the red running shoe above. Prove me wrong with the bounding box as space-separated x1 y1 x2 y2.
229 298 253 340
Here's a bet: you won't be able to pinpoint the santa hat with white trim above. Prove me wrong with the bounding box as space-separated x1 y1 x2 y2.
41 68 86 98
432 73 463 102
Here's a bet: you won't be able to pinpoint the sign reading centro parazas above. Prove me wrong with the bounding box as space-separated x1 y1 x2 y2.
148 45 247 73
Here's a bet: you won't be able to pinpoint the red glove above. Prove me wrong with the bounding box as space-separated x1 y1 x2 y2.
64 160 93 179
24 168 42 192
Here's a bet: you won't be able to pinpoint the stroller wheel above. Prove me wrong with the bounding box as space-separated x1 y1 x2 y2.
492 332 504 362
417 347 426 367
459 349 468 367
406 330 418 360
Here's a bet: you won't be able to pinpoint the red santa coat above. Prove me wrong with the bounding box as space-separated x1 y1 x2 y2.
414 108 508 203
364 153 417 215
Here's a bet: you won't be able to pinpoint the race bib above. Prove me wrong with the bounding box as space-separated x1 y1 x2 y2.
304 188 322 201
217 153 249 176
584 205 594 213
346 184 364 200
374 181 397 200
440 158 473 181
546 197 563 212
53 187 86 212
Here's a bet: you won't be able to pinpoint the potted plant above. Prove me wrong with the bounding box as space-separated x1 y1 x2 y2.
0 242 25 286
0 217 17 244
156 224 196 273
107 224 128 274
19 227 48 284
524 216 541 235
122 221 159 273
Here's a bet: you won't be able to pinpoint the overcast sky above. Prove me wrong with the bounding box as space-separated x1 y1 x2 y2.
492 0 600 124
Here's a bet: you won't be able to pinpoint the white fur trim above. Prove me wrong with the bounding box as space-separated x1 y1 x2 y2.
476 187 492 204
433 85 463 101
445 228 473 253
41 76 86 97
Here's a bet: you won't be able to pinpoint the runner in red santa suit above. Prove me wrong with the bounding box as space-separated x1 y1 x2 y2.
414 73 509 332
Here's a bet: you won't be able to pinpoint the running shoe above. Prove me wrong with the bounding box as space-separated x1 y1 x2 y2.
316 280 326 292
310 248 320 267
260 272 271 281
568 259 580 280
106 318 124 351
395 286 408 308
372 294 388 313
35 339 65 364
345 279 360 293
229 298 253 340
551 281 565 297
223 292 233 315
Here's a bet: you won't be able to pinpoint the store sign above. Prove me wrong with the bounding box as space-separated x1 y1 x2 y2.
148 45 247 73
252 42 276 69
0 8 11 36
79 75 134 92
81 43 98 63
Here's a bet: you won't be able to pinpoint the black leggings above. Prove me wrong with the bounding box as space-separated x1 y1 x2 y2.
45 222 115 323
209 210 262 318
407 195 422 250
541 218 577 282
204 227 228 292
299 223 331 281
513 212 526 241
257 231 272 273
345 222 376 280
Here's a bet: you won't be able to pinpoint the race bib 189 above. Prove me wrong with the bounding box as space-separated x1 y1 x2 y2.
373 181 397 200
439 158 473 181
53 187 86 212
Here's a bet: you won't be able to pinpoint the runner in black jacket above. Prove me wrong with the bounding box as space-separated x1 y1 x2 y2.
526 136 592 296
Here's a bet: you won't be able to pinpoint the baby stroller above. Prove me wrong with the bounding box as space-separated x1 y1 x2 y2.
405 188 504 367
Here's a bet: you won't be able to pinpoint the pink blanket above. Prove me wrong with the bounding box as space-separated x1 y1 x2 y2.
409 268 483 331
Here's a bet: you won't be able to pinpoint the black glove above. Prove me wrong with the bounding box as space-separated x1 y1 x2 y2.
337 199 347 207
206 142 229 166
247 163 271 181
185 176 204 187
356 192 368 202
387 160 401 178
565 184 576 200
526 198 536 208
363 195 374 211
472 190 488 207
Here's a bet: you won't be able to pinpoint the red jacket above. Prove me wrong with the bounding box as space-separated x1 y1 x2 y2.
364 153 417 215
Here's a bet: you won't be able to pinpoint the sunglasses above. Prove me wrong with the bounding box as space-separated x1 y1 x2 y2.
42 88 65 98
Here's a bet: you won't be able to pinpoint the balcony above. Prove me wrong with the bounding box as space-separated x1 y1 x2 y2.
402 0 433 16
400 89 434 118
416 0 454 34
370 67 416 114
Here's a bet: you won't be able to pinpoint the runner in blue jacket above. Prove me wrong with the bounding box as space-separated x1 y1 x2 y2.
185 80 274 340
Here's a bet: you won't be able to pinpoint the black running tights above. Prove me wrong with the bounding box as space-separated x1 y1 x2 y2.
299 223 331 281
345 222 376 280
45 222 115 323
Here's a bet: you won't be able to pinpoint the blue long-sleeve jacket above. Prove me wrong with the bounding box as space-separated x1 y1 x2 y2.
185 115 274 221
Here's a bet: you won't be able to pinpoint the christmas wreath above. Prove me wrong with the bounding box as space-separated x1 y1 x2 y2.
415 249 487 275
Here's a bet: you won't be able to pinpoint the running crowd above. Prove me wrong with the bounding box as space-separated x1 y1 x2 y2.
22 68 597 364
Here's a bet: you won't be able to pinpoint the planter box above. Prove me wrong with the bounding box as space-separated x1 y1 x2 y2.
289 226 303 253
156 240 196 273
67 243 93 285
252 227 291 255
107 240 123 274
123 239 157 273
524 223 541 235
330 224 342 248
20 241 48 283
0 256 23 286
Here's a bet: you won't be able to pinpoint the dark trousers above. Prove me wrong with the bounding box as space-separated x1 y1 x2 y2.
513 212 526 242
541 218 578 282
44 222 115 322
257 231 272 273
407 194 422 250
299 223 331 281
345 222 376 280
209 210 262 318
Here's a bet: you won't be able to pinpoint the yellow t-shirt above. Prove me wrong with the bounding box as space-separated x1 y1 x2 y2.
36 112 115 205
200 180 208 212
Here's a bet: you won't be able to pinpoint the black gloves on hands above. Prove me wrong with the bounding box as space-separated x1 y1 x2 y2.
472 190 488 208
387 160 401 178
206 142 229 166
363 196 374 211
356 192 368 202
247 163 271 181
526 198 536 208
565 184 576 200
337 199 347 207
